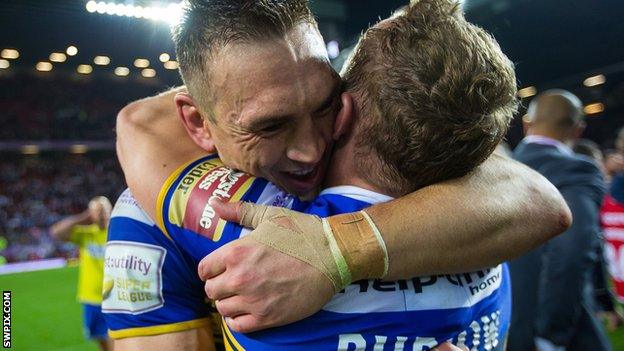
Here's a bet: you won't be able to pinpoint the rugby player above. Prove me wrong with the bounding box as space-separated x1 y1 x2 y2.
50 196 112 351
107 0 569 349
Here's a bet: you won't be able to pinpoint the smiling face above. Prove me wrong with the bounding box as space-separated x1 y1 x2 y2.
198 23 341 199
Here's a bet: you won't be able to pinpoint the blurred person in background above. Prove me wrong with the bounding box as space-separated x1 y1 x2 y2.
573 139 624 331
50 196 112 351
600 127 624 329
606 127 624 202
509 90 609 351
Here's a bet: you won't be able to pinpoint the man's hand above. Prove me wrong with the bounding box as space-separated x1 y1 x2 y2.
197 201 334 333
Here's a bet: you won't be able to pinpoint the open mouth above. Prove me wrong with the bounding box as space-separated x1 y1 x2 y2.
279 164 323 194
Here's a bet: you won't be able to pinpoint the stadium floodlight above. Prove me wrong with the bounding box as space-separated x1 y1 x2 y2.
583 74 606 87
94 56 111 65
66 46 78 56
1 49 19 59
77 64 93 74
21 145 40 155
0 59 9 69
517 86 537 99
163 60 179 70
134 58 149 68
159 53 170 62
50 53 67 63
70 144 89 154
36 62 53 72
327 41 340 59
114 66 130 76
584 102 604 115
85 1 183 26
141 68 156 78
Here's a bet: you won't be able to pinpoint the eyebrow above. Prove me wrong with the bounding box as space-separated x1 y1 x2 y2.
313 81 341 114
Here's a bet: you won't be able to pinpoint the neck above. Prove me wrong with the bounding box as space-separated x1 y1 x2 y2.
526 128 571 145
324 134 388 196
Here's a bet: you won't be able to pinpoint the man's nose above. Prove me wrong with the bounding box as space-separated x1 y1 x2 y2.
286 121 325 165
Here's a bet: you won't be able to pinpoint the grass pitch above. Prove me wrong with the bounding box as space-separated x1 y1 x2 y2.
0 266 623 350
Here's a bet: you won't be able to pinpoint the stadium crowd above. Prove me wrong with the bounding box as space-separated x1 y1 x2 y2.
0 153 124 262
0 74 158 140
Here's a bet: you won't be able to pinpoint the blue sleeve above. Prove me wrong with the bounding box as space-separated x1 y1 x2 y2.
102 190 213 339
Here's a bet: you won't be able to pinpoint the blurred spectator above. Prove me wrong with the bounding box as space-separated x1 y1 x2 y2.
509 90 610 351
0 152 124 262
573 139 624 331
609 128 624 203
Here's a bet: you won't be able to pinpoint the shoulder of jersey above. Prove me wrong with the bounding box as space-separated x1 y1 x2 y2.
158 155 260 241
111 188 156 227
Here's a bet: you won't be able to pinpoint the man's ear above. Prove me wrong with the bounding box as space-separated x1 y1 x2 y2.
522 114 533 136
175 93 217 153
333 92 355 140
573 121 586 139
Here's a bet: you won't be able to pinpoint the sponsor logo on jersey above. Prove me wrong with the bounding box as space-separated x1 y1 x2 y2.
336 310 502 351
168 160 254 241
102 241 166 314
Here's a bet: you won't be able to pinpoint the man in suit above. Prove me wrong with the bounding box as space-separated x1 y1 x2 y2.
508 90 610 351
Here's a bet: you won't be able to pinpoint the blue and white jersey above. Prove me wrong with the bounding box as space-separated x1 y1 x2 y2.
226 186 512 351
104 155 511 350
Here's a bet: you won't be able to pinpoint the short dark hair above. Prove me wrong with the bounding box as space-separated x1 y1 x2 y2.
173 0 316 117
342 0 518 194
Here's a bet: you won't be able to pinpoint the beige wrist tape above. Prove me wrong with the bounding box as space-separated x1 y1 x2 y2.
325 211 389 282
245 207 388 292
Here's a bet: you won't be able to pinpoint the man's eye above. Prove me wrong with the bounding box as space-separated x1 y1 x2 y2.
261 124 283 133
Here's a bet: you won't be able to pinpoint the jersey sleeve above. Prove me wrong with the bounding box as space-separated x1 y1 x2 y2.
102 189 215 340
155 155 303 263
69 225 89 246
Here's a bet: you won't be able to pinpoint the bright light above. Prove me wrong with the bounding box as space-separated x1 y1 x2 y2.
583 74 606 87
21 145 39 155
70 144 89 154
584 102 604 115
163 60 179 70
517 86 537 99
66 46 78 56
95 1 106 14
1 49 19 59
77 64 93 74
327 40 340 59
0 59 9 69
85 1 183 25
36 62 53 72
49 52 67 63
134 58 149 68
86 0 97 13
114 66 130 76
94 55 110 65
159 53 170 62
141 68 156 78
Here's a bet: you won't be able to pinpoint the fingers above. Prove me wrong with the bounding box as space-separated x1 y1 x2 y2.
203 272 236 300
197 248 227 281
236 202 290 229
214 296 248 318
225 314 265 334
210 198 242 223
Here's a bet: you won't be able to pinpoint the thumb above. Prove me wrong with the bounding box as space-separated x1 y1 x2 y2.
215 200 292 229
210 198 242 223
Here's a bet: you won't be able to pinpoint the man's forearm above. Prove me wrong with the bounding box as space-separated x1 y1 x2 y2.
366 154 571 279
49 212 90 241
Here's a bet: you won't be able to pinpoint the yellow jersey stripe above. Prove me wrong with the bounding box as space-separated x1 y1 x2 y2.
221 318 245 351
155 159 197 240
108 318 211 339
